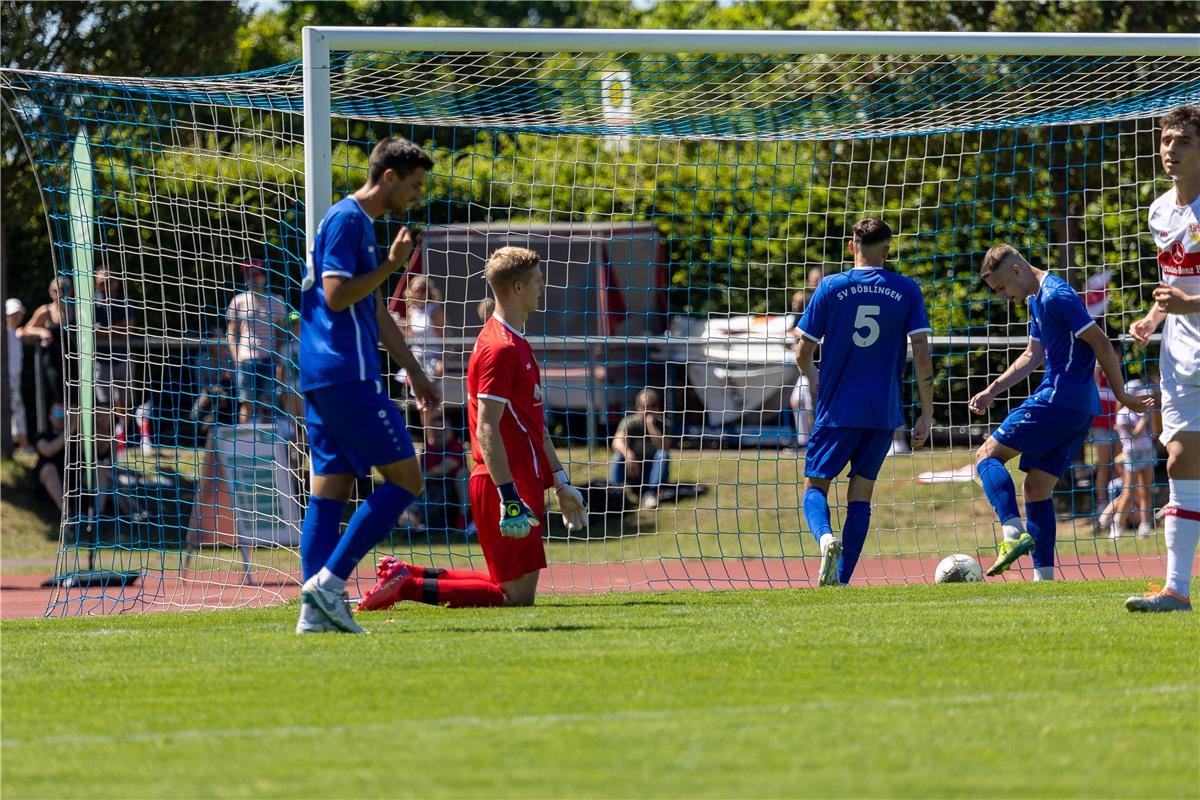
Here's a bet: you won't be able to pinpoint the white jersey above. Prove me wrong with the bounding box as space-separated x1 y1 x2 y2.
226 290 287 363
1148 187 1200 385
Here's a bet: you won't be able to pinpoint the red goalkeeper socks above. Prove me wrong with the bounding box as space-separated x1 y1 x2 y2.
409 576 504 608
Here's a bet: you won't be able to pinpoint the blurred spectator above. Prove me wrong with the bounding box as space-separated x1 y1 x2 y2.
415 410 466 532
610 387 671 510
477 296 496 323
787 268 825 448
189 370 238 442
226 259 287 423
6 298 31 451
1088 357 1121 524
21 276 74 404
277 311 303 419
401 275 445 437
1097 380 1157 540
93 268 136 415
33 402 66 510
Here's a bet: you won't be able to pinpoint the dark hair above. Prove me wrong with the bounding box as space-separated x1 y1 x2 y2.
980 244 1021 277
852 218 892 248
1161 105 1200 139
367 137 434 184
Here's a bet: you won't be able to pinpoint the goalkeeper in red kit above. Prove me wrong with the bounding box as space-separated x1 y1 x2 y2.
358 246 587 609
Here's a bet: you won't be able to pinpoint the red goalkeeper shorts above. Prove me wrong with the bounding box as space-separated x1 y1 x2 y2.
469 473 548 584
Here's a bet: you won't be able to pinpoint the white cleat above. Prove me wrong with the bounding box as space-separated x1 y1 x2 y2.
818 538 842 587
1136 522 1154 539
300 576 365 634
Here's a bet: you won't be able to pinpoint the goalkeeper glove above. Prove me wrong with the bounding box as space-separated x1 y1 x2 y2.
497 482 539 539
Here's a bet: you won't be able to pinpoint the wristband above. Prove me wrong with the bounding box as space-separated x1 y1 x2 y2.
497 482 521 503
554 469 570 488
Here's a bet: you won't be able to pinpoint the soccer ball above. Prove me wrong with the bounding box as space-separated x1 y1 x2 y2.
934 554 983 584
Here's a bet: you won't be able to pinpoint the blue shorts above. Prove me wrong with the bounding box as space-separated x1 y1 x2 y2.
236 358 276 406
804 425 894 481
305 380 416 477
992 398 1093 477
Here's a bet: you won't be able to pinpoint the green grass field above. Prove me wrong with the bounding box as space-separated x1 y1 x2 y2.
2 581 1196 799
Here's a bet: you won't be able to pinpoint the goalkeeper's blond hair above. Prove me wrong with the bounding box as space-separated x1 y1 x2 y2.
484 247 540 292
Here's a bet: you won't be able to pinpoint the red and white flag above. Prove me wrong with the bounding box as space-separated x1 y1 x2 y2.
1083 269 1111 318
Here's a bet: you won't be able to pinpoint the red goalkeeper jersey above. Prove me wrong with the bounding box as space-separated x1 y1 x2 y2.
466 316 552 487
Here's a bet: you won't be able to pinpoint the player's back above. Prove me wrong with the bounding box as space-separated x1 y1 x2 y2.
797 266 929 430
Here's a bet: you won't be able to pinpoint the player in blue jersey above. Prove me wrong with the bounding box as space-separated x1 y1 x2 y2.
796 218 935 587
970 244 1152 579
295 137 440 634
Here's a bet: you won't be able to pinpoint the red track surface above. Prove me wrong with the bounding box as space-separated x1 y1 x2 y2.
1 553 1174 619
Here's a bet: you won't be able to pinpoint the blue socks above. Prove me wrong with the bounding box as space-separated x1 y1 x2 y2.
300 495 348 581
1026 498 1056 572
803 487 833 546
838 501 871 585
325 482 415 581
978 457 1020 524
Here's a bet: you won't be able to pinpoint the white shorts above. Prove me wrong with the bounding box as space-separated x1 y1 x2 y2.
1159 380 1200 446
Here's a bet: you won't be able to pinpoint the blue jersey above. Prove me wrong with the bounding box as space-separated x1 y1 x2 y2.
1027 273 1100 415
299 196 382 392
797 266 931 430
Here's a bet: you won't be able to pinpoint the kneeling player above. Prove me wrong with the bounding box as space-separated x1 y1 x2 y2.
359 247 586 610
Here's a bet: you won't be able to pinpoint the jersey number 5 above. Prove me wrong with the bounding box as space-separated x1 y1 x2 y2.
852 305 881 347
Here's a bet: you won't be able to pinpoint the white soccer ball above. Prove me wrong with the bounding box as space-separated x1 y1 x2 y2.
934 554 983 584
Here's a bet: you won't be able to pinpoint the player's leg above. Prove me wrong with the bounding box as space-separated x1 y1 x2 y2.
467 473 549 605
976 436 1034 576
1021 468 1060 581
837 428 892 585
500 570 541 607
1129 431 1199 612
358 555 504 611
1134 465 1154 537
802 424 856 585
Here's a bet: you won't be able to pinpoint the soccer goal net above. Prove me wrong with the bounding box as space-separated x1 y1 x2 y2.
2 28 1197 614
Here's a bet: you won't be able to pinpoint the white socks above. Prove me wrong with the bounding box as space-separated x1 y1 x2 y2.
819 533 836 551
1164 479 1200 598
1001 518 1025 543
316 567 347 595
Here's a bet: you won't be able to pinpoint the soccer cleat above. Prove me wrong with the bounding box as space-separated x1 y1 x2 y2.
300 575 365 633
358 559 416 611
818 538 842 587
296 609 341 634
985 532 1034 576
1125 585 1192 613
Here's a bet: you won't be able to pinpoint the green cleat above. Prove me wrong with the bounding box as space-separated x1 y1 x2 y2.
986 532 1034 577
818 538 842 587
1125 586 1192 613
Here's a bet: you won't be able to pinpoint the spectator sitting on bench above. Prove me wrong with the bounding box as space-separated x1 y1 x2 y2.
610 387 671 510
34 402 67 511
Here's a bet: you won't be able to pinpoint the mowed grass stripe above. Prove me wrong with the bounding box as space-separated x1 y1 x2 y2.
2 581 1197 799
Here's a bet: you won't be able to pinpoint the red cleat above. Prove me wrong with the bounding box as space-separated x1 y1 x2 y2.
358 559 416 611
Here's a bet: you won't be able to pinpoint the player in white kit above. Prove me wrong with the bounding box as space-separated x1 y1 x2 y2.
1127 105 1200 612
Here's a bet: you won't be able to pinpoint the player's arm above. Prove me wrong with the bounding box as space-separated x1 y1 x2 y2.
542 426 587 531
795 337 819 408
225 310 238 363
1079 324 1153 413
1129 300 1167 345
909 332 934 447
476 397 539 538
967 338 1044 415
374 291 440 410
1152 283 1200 316
323 226 415 312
